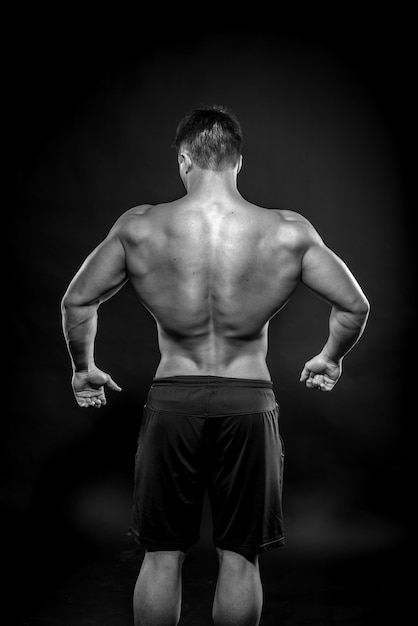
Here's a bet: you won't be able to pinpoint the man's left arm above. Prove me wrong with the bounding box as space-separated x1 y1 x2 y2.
61 222 128 408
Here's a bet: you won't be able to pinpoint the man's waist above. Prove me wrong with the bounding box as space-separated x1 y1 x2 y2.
147 375 276 416
154 351 270 381
152 375 273 388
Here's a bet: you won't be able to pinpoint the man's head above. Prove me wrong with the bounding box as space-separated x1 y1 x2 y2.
173 105 243 173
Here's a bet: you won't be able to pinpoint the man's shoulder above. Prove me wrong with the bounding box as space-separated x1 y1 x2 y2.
271 208 311 226
269 208 322 247
111 200 188 242
107 204 154 242
115 199 184 224
119 203 154 221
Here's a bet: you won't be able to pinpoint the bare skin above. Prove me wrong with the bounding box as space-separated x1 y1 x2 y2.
61 151 369 625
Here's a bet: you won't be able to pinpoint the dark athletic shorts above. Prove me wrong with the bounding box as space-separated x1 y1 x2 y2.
128 376 285 559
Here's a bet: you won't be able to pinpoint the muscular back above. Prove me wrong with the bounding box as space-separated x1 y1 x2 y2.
119 198 305 378
64 183 367 385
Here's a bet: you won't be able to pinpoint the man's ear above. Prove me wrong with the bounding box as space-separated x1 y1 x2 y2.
179 151 193 174
237 154 243 174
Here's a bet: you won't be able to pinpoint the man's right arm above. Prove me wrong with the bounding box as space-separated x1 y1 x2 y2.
298 221 370 391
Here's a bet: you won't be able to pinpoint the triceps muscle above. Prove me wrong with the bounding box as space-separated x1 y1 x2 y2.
64 233 128 307
301 242 368 313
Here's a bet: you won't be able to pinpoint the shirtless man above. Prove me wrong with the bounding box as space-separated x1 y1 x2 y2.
61 106 370 626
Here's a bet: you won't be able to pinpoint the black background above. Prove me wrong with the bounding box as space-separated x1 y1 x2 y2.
5 8 414 624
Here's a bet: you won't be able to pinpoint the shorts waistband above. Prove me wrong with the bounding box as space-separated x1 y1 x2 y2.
152 376 273 389
148 376 276 416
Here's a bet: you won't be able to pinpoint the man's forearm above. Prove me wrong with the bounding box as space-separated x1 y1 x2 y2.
61 301 98 372
322 304 369 363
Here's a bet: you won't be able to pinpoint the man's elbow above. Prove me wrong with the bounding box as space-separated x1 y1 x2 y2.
61 292 71 316
349 296 370 328
355 296 371 320
333 296 370 331
61 290 78 315
60 290 98 316
61 290 68 306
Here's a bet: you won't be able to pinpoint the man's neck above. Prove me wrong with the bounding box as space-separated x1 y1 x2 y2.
185 168 240 200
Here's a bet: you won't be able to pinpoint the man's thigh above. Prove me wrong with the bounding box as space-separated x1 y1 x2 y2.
130 407 207 552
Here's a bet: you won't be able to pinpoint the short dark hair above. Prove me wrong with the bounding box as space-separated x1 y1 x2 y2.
173 105 243 171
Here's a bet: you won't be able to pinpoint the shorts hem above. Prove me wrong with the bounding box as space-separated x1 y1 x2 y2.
128 528 198 553
215 536 285 557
